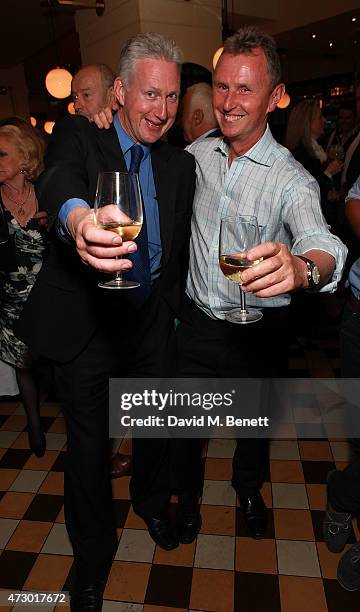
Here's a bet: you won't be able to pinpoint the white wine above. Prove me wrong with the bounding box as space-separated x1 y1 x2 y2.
219 255 263 284
100 221 142 241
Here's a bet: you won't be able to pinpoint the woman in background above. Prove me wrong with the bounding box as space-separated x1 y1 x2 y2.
0 119 48 457
285 99 343 231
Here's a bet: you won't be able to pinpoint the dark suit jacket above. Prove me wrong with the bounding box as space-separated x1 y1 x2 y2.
345 141 360 193
16 115 196 362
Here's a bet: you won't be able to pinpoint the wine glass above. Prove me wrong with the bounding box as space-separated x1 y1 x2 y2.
94 171 143 290
219 215 263 324
327 143 345 161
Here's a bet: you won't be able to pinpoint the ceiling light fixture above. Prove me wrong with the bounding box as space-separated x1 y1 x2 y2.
44 5 72 99
352 17 357 22
312 34 316 39
329 42 333 47
45 68 72 99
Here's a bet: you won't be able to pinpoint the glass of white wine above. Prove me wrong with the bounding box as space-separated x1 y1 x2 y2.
94 171 143 289
219 215 263 324
327 143 345 161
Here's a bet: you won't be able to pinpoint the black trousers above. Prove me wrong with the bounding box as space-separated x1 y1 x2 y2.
54 294 200 584
328 302 360 513
176 298 289 495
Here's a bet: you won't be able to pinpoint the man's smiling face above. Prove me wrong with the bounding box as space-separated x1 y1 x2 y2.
213 49 281 154
115 58 180 144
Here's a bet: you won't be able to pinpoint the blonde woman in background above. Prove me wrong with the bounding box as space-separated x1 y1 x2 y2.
0 119 48 457
285 99 343 230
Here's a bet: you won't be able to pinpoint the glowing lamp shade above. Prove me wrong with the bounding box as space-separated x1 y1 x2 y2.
45 67 72 99
277 92 290 109
67 101 75 115
30 116 37 127
44 121 55 135
212 47 223 70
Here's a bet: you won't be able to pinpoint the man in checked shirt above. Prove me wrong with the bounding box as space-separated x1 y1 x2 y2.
177 26 347 539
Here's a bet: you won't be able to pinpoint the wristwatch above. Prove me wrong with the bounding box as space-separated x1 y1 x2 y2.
296 256 321 290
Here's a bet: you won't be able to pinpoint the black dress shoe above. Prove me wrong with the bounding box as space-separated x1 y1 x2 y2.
70 582 103 612
144 515 179 550
177 503 202 544
238 489 267 539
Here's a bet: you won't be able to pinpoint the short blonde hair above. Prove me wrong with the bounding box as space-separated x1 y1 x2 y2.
0 122 45 181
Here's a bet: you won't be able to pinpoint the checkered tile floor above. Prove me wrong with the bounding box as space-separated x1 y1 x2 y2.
1 300 359 611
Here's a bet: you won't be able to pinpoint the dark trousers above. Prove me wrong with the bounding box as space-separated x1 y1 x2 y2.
54 295 199 583
340 302 360 378
329 302 360 513
176 298 289 495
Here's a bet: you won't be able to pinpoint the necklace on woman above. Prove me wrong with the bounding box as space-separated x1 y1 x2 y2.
1 181 32 217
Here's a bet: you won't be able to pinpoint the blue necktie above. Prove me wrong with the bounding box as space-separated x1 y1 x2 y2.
126 144 151 306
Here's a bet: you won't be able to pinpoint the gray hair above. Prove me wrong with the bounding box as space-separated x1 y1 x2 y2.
119 32 183 87
222 26 281 90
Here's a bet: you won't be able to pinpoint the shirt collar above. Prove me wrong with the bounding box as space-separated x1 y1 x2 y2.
216 124 274 167
113 112 151 161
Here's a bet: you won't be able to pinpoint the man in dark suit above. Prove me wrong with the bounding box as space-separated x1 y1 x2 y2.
17 32 199 612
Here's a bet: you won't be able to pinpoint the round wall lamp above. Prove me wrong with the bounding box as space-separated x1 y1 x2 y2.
212 47 223 70
67 101 76 115
44 121 55 135
30 116 37 127
277 92 290 109
45 67 72 99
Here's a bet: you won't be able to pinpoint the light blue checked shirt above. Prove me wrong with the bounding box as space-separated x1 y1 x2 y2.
186 125 347 320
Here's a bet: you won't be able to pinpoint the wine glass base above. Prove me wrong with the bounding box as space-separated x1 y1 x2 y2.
225 308 263 325
98 279 140 290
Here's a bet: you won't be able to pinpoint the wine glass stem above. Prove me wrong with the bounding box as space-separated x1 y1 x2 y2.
114 255 123 283
239 285 247 314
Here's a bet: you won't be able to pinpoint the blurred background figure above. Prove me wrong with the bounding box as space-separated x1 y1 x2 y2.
0 118 48 457
341 85 360 195
180 61 212 97
285 99 343 231
180 82 218 144
167 62 213 147
323 173 360 593
71 64 117 120
326 102 358 161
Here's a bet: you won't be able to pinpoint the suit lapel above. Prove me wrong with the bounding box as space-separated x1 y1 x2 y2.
151 142 175 267
91 123 127 172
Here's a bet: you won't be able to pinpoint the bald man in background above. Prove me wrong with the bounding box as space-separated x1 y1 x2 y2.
180 82 218 143
71 64 117 121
